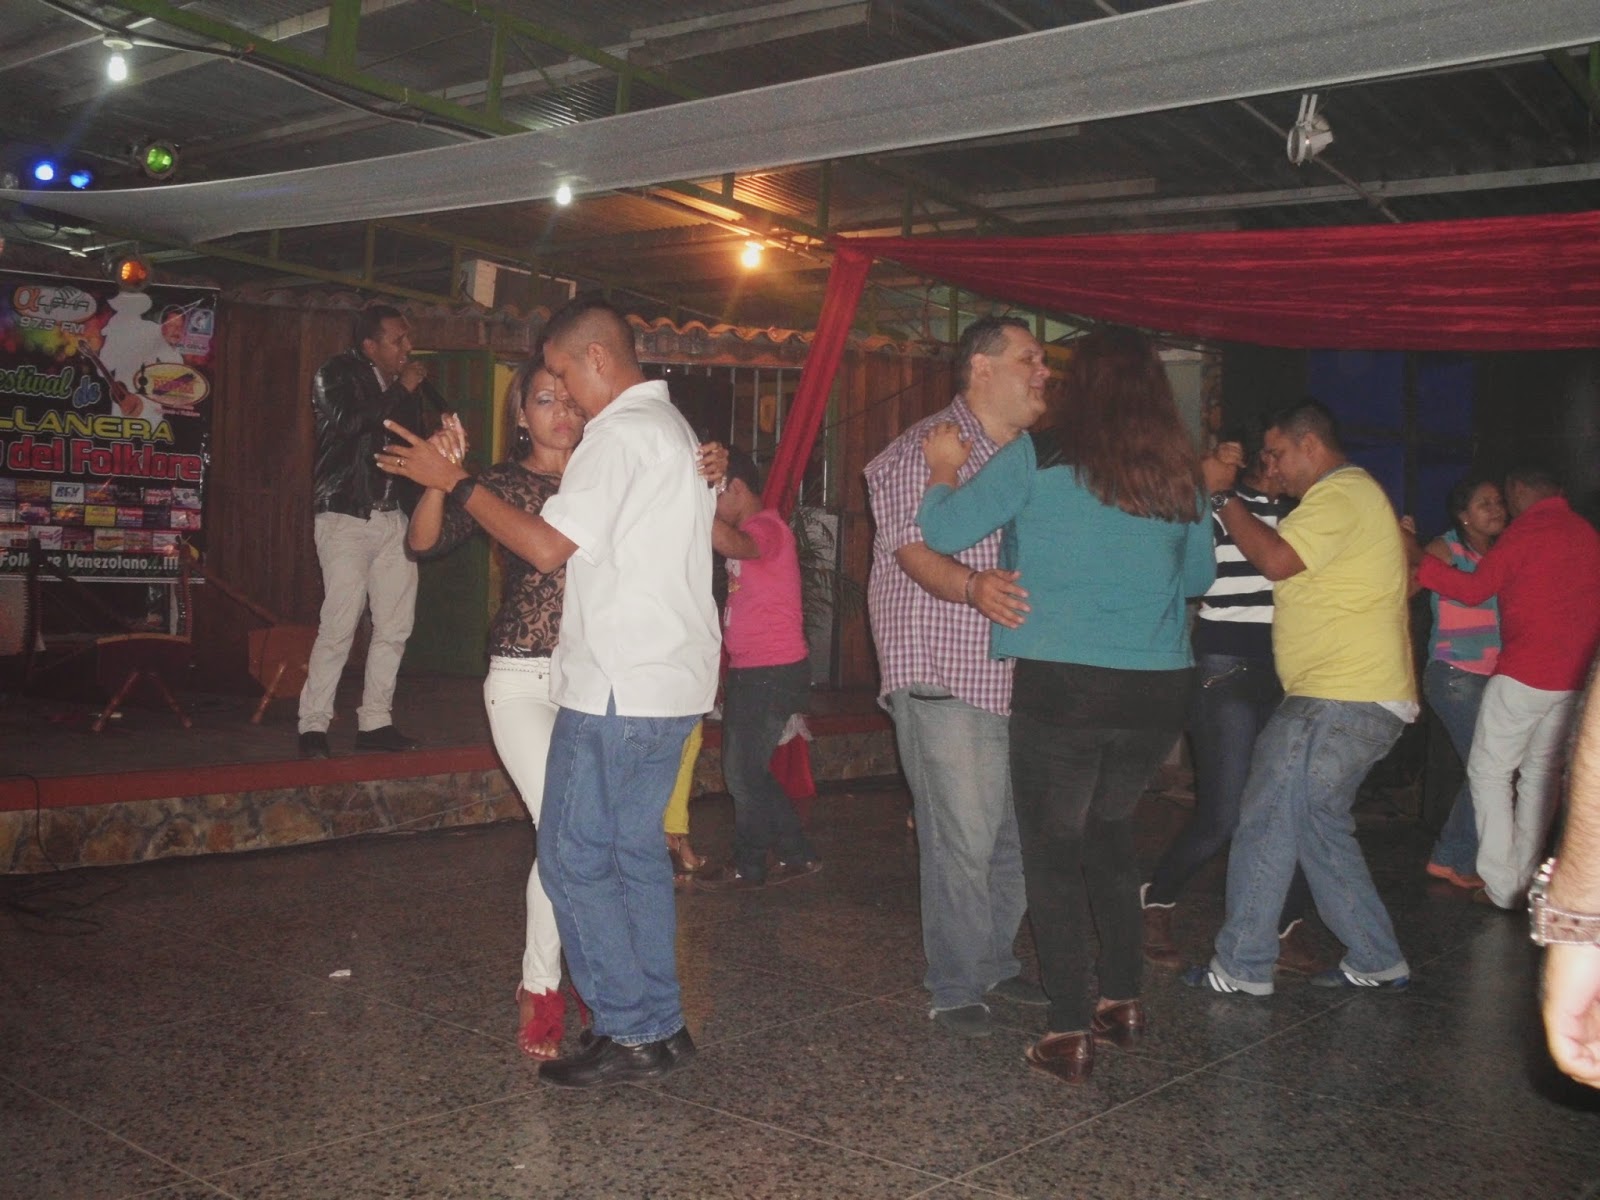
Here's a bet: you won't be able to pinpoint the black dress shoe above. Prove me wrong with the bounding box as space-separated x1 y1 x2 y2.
539 1034 676 1089
298 731 331 759
353 725 420 752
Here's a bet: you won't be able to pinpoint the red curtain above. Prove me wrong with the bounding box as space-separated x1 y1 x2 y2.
761 210 1600 514
760 245 872 515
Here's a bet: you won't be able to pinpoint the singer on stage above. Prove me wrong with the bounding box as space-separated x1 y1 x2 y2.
296 303 436 759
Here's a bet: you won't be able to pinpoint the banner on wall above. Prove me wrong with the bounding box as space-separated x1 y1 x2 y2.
0 271 216 581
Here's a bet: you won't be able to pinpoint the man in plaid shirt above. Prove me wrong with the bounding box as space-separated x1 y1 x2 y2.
864 315 1049 1037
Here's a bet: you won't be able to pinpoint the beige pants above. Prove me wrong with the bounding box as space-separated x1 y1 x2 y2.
298 510 417 734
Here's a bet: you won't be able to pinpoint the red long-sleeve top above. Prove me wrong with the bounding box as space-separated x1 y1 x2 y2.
1417 496 1600 692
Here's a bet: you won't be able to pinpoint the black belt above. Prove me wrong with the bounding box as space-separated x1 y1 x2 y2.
369 499 399 512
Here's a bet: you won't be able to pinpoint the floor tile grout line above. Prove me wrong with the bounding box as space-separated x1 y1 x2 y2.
1 1074 246 1200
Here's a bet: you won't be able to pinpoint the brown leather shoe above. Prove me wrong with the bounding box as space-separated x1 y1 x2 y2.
1275 919 1331 975
1026 1031 1094 1083
1142 903 1182 970
1090 999 1147 1048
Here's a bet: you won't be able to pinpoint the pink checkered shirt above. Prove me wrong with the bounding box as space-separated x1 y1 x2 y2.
864 396 1013 716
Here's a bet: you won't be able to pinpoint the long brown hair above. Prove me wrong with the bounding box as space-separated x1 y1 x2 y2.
502 354 546 462
1049 327 1202 522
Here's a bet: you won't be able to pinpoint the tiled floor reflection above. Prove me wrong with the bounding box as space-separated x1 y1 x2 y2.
3 788 1599 1199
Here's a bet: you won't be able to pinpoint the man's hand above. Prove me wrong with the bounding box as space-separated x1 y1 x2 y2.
921 422 970 473
398 362 428 393
1545 944 1600 1088
971 569 1030 629
1201 441 1244 493
377 419 468 492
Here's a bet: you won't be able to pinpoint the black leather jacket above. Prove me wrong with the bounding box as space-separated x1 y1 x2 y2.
310 349 423 518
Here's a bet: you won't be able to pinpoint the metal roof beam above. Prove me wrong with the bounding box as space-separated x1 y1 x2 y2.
1546 47 1600 122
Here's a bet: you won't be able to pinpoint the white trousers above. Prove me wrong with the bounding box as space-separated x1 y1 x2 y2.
485 656 563 994
1468 673 1578 906
298 510 418 734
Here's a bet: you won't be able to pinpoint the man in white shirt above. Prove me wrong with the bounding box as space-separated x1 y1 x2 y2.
395 297 718 1086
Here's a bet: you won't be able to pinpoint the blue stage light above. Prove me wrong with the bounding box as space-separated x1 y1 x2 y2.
68 169 93 189
32 161 56 183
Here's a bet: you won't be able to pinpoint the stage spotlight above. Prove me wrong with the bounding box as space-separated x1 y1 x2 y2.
32 161 57 184
553 183 573 206
105 36 132 83
115 255 151 289
740 240 763 269
137 140 178 180
68 169 94 189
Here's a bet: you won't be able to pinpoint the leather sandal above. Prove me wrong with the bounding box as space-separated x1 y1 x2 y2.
1090 998 1147 1048
667 834 705 887
515 986 566 1060
1025 1030 1094 1083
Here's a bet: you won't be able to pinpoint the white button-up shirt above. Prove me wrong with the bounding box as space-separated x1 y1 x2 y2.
541 379 719 717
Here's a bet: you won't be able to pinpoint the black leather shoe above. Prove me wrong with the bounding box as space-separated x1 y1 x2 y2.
539 1033 677 1089
353 725 420 753
659 1026 696 1070
298 731 331 759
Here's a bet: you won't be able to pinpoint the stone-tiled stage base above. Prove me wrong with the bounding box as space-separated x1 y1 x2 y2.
0 716 899 873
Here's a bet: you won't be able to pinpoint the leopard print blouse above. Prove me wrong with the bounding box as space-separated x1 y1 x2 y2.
418 461 564 657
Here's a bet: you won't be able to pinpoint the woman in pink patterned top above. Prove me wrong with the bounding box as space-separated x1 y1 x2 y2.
1418 476 1506 890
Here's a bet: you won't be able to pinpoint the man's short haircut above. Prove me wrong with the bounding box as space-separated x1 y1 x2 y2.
1267 398 1343 454
356 303 405 349
541 293 638 370
955 315 1032 392
724 445 762 496
1506 464 1562 495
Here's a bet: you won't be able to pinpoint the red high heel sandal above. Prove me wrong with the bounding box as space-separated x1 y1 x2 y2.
515 986 566 1060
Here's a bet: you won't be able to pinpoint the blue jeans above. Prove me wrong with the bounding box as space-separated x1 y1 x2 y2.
723 659 816 882
1422 659 1487 875
1147 652 1312 932
887 687 1027 1011
1212 697 1409 992
539 697 698 1045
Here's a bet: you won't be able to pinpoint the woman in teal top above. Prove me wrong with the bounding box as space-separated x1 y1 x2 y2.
918 327 1214 1084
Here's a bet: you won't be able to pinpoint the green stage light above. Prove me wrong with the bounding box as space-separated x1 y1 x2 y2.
138 141 177 180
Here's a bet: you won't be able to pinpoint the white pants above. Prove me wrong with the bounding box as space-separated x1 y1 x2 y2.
298 510 418 734
1468 673 1578 906
485 656 562 994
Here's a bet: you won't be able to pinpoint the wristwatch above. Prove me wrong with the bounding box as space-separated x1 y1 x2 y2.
1208 490 1235 514
448 475 476 506
1528 858 1600 946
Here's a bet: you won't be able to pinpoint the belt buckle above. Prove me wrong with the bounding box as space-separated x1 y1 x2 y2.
369 499 398 513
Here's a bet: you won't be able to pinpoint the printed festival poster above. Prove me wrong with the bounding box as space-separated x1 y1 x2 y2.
0 270 216 580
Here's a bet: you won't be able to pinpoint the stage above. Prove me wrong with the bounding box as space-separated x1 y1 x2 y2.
0 675 898 872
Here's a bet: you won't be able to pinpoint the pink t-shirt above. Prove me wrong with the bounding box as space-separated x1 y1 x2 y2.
724 508 808 669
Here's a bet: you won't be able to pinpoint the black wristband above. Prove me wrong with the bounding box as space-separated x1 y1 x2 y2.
449 475 476 506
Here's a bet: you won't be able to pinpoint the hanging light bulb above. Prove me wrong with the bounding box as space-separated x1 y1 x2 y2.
740 240 763 269
104 36 132 83
553 183 573 206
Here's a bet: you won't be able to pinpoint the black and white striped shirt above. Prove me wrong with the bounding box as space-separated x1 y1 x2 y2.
1194 484 1283 659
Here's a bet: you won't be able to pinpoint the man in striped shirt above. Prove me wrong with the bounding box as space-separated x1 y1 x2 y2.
864 316 1046 1038
1142 434 1323 975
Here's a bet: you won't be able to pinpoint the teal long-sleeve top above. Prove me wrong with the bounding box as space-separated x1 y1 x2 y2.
916 434 1217 670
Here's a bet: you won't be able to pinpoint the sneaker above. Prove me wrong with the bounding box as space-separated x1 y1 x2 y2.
931 1003 993 1038
298 730 331 759
694 863 763 890
1180 965 1269 996
768 859 823 885
353 725 420 752
1309 968 1409 991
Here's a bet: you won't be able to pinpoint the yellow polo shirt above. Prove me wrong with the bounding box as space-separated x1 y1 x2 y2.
1273 467 1416 703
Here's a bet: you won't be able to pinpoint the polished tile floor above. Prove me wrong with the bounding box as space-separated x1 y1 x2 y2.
4 787 1600 1199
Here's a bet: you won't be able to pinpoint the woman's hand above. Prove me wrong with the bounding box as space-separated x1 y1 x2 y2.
377 419 469 493
698 441 729 487
921 422 970 472
429 413 468 466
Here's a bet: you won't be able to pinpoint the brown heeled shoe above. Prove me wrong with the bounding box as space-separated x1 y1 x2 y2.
1090 998 1147 1048
1025 1031 1094 1083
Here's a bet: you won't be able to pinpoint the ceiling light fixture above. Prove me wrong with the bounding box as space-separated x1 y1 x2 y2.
115 254 151 289
740 240 763 269
553 183 573 206
1287 92 1334 165
104 36 132 83
136 140 178 180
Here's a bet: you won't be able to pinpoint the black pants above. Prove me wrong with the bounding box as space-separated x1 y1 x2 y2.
1010 668 1185 1034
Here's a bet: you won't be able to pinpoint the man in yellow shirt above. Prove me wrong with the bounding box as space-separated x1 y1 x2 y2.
1183 400 1415 995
